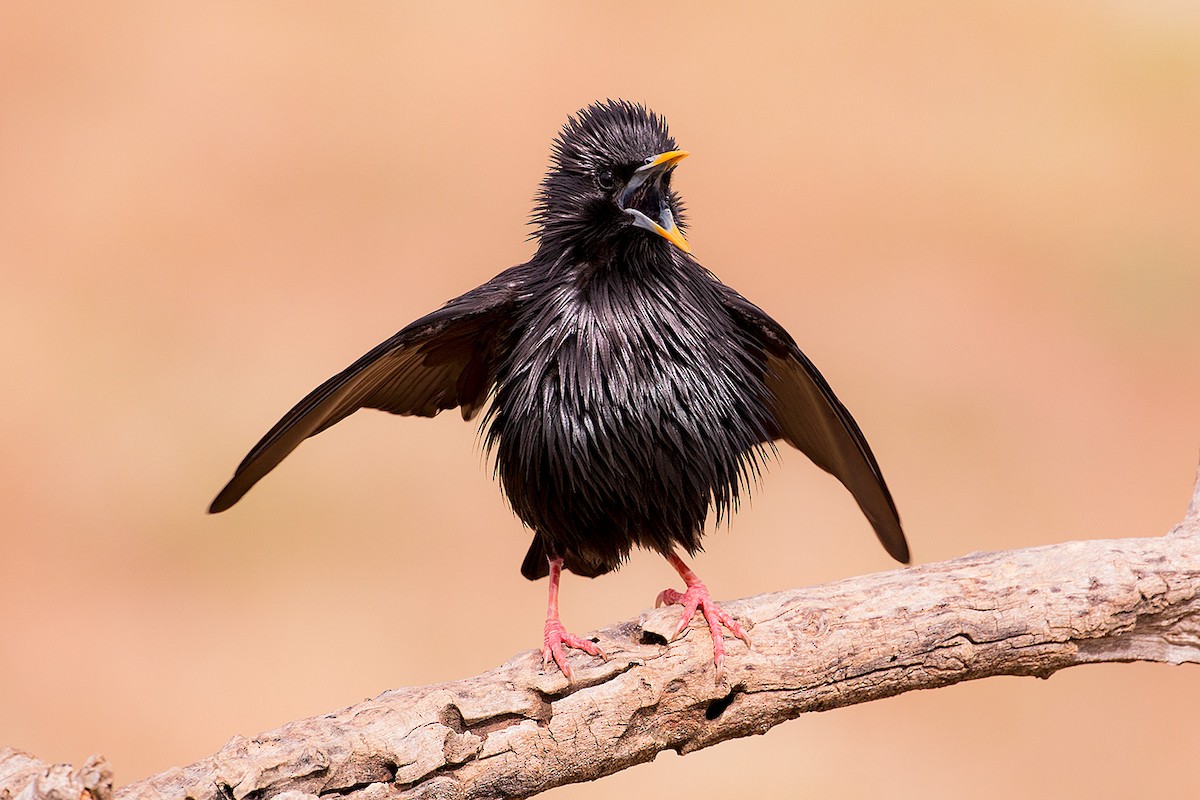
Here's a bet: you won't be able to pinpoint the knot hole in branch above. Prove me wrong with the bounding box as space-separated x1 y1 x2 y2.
705 685 743 720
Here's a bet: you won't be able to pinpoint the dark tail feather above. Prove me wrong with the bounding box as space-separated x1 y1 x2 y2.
520 536 614 580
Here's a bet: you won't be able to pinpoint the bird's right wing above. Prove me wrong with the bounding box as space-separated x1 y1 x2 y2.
209 264 532 513
719 284 910 564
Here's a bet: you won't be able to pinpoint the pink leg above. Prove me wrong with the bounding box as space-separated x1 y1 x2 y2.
656 551 751 681
542 556 605 679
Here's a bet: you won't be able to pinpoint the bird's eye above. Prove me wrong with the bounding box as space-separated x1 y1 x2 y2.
596 168 616 190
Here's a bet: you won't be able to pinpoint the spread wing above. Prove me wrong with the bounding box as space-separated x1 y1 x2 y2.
209 264 531 513
720 286 909 563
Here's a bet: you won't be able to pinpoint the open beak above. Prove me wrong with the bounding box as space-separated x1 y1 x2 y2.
619 149 691 254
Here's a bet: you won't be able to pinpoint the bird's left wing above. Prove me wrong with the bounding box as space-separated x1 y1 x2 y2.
719 285 910 564
209 264 532 513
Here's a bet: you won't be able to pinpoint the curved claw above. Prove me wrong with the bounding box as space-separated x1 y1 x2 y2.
542 619 606 680
655 581 751 682
654 588 681 609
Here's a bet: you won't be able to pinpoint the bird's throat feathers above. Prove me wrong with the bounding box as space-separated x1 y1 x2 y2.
539 227 686 282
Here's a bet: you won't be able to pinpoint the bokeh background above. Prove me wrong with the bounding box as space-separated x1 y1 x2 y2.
3 2 1199 797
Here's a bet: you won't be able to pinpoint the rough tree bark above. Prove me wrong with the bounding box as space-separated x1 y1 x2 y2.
5 471 1199 800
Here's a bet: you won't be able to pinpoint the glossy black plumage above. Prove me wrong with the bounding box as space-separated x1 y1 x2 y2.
210 100 908 593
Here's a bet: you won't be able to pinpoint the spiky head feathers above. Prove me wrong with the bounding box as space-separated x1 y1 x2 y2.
532 100 685 253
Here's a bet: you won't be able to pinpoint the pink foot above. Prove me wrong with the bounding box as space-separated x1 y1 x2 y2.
542 619 605 680
656 553 751 682
539 554 606 679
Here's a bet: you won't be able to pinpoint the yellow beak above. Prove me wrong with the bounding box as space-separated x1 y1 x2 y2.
650 215 691 254
641 149 690 171
622 150 691 254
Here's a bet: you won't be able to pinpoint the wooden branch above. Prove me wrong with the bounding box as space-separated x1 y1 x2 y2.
0 750 111 800
6 474 1199 800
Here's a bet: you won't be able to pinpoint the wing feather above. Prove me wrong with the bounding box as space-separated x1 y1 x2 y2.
209 265 530 513
720 285 909 563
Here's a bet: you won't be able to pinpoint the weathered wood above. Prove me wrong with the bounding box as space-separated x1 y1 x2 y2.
6 474 1200 800
0 750 111 800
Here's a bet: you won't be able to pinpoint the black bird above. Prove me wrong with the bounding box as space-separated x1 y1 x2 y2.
210 100 909 680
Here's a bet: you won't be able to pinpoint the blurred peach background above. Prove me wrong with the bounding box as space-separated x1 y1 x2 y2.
3 2 1199 797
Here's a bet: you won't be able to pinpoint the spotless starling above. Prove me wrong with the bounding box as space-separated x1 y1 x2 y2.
210 100 909 681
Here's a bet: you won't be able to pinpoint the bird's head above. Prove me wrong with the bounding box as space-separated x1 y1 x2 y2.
533 100 690 259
